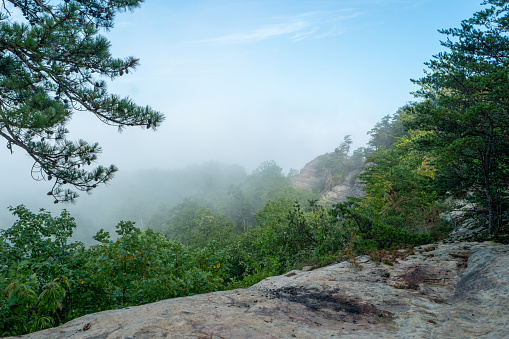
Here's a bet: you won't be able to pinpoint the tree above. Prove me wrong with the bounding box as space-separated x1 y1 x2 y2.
314 135 365 192
250 160 283 178
0 0 164 202
365 105 410 156
410 0 509 235
225 184 254 233
245 160 288 211
360 129 442 233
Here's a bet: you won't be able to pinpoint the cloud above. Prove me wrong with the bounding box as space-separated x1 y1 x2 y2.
358 0 427 9
198 10 360 44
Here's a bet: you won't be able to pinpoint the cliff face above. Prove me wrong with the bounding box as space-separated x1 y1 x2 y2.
291 155 365 204
320 168 365 205
17 241 509 339
290 156 323 193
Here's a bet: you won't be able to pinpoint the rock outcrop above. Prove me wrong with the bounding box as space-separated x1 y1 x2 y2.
291 156 365 204
290 156 323 193
320 169 365 205
16 241 509 338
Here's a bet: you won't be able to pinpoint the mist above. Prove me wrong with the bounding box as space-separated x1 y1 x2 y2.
0 0 484 238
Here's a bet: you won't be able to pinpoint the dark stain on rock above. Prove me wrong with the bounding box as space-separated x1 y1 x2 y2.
264 286 393 322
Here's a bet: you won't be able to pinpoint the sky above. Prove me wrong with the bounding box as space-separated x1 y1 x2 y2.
0 0 486 217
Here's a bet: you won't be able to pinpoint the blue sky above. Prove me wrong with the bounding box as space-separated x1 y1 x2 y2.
1 0 486 204
79 0 483 174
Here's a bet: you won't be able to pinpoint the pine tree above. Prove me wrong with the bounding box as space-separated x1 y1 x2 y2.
410 0 509 235
0 0 164 202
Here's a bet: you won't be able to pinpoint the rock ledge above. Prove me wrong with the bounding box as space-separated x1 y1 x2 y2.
15 241 509 338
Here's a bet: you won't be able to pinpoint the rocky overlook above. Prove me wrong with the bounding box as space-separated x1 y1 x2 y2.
16 241 509 338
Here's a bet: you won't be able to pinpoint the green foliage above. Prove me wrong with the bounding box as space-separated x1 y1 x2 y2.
0 205 83 336
361 125 445 234
0 0 164 202
332 200 433 252
82 222 227 311
365 106 410 155
243 160 290 211
409 0 509 235
0 206 229 337
0 155 437 337
63 162 248 244
148 160 320 246
155 201 238 247
222 195 433 287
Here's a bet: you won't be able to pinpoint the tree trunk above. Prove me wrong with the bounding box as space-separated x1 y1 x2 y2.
481 132 495 234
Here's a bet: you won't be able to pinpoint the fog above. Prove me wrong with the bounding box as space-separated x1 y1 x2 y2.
0 0 484 236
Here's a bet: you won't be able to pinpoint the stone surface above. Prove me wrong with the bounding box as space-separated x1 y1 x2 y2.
290 156 323 193
13 241 509 339
291 156 365 204
320 169 365 205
